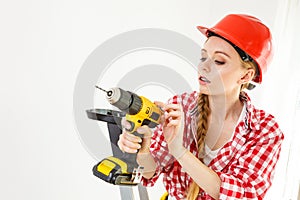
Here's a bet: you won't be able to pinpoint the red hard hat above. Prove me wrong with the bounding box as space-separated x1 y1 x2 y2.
197 14 273 83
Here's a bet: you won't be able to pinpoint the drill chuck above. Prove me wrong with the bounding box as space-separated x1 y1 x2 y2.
103 87 142 115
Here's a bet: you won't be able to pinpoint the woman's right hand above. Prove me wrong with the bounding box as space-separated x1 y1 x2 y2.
117 119 153 153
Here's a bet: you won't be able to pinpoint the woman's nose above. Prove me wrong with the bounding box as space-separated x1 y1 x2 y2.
198 60 211 73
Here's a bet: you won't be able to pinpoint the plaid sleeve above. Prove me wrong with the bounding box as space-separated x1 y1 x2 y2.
141 94 184 186
141 92 198 189
216 116 284 199
141 124 175 186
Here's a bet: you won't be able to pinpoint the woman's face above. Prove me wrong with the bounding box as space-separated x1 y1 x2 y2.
198 36 250 96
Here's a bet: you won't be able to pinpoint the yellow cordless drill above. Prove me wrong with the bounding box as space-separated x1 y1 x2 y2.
92 86 163 185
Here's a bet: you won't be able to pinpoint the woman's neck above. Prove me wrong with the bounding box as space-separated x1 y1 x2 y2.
208 90 243 121
204 89 244 149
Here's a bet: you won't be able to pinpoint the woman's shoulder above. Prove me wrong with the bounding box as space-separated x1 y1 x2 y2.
247 103 284 140
241 92 284 140
253 108 283 137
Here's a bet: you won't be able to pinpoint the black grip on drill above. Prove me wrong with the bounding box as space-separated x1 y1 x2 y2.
141 118 159 128
127 92 142 115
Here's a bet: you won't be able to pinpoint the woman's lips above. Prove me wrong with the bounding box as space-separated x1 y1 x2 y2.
199 76 211 84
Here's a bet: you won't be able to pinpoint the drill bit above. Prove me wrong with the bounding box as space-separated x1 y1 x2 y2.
95 85 107 92
95 85 113 97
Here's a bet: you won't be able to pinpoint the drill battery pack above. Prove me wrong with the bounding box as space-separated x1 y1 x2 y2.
86 108 141 185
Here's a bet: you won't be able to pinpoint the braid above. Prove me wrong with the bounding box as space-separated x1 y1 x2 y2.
187 93 210 200
196 94 210 153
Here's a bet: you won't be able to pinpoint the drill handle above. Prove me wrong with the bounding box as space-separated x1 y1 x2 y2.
125 116 159 134
123 120 145 139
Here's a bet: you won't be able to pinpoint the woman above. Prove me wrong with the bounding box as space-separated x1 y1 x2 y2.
118 14 284 199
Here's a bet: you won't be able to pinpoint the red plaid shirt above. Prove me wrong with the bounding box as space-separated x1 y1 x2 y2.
141 91 284 199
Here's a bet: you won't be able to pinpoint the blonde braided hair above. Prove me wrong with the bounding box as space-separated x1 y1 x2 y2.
186 58 256 199
187 93 210 200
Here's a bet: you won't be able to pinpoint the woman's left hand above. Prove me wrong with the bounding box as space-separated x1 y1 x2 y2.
155 101 187 159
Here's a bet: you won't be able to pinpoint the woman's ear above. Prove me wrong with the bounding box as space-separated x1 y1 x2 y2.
239 69 255 84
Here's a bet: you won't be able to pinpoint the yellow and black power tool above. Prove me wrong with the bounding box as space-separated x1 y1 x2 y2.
87 86 163 185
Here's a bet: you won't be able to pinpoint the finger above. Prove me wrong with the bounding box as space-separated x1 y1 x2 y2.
117 139 125 152
123 140 141 152
137 125 152 137
164 103 181 112
154 101 167 113
165 110 181 119
118 134 141 153
166 119 181 127
121 118 132 129
123 131 142 143
123 146 139 153
124 138 141 151
118 140 139 153
154 101 165 108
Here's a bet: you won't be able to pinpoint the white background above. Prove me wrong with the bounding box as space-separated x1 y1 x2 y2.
1 0 299 199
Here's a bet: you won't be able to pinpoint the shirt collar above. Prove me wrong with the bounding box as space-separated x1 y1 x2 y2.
239 91 260 131
187 91 260 131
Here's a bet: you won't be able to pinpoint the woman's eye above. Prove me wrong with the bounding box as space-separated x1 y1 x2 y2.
215 60 225 65
200 57 207 62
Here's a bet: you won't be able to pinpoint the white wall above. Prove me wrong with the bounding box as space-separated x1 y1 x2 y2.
3 0 297 199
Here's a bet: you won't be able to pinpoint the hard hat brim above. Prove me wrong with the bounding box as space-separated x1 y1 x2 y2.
196 26 209 37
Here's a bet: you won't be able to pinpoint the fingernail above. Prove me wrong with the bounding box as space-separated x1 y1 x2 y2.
159 106 165 112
